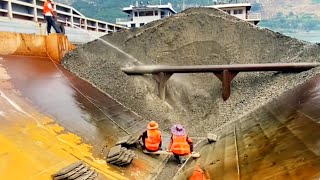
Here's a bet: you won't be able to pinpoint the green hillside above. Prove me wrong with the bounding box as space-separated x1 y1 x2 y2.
66 0 212 23
56 0 320 33
260 12 320 33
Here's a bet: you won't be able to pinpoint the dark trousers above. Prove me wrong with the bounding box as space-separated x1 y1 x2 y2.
45 16 61 34
174 154 186 164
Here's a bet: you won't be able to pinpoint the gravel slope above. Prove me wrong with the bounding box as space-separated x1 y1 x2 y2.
62 7 320 144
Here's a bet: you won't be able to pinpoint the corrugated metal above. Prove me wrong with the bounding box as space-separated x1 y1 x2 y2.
176 75 320 180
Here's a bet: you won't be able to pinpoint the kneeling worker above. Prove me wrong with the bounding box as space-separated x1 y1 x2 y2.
139 121 162 152
168 124 193 164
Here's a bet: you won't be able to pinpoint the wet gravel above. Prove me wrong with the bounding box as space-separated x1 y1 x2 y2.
62 7 320 179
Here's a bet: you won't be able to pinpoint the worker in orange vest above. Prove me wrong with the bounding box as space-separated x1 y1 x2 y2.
189 165 207 180
43 0 61 34
168 124 193 164
139 121 162 152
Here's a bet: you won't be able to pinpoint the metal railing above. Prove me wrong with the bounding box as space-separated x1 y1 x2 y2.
116 18 132 23
247 13 261 20
161 15 170 18
1 0 127 33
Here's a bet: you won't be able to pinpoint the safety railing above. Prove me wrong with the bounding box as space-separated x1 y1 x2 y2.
116 17 132 23
247 13 261 20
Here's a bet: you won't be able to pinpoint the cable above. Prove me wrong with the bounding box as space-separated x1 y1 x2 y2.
47 57 130 135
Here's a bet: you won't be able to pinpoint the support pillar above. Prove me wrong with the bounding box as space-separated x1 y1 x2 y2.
214 70 238 101
33 0 37 22
71 15 74 28
8 0 13 19
153 72 173 100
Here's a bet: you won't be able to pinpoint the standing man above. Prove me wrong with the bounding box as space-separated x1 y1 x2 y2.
43 0 61 34
139 121 162 152
168 124 193 164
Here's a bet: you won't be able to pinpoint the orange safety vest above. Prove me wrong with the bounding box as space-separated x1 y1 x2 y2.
189 165 206 180
43 2 53 15
145 129 161 151
170 135 191 155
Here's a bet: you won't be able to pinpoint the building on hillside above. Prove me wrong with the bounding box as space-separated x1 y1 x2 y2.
0 0 128 44
206 3 261 25
116 2 177 28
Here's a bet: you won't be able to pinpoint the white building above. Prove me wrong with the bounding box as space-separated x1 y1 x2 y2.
116 2 177 28
206 3 261 25
0 0 128 44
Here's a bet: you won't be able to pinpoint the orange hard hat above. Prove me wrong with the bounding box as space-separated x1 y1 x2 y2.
147 121 159 130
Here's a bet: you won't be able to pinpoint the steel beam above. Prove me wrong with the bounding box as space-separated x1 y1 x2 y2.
122 63 320 101
121 63 320 75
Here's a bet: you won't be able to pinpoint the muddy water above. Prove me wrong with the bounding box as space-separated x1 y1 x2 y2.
176 75 320 179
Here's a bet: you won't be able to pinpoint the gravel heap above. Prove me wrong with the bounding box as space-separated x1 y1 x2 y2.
62 7 320 137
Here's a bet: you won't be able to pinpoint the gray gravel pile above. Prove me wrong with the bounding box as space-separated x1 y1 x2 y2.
62 7 320 138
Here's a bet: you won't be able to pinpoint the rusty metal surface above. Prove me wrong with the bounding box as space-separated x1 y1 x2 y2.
0 32 75 63
2 55 144 152
175 75 320 180
121 63 320 74
0 55 167 179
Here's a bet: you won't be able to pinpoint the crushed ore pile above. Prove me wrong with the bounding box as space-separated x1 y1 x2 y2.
62 8 320 138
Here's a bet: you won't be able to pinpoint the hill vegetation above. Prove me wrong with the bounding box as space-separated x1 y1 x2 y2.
57 0 212 23
260 12 320 33
56 0 320 33
252 0 320 32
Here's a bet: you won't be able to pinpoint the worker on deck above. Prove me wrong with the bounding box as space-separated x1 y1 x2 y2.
139 121 162 152
43 0 61 34
168 124 193 164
